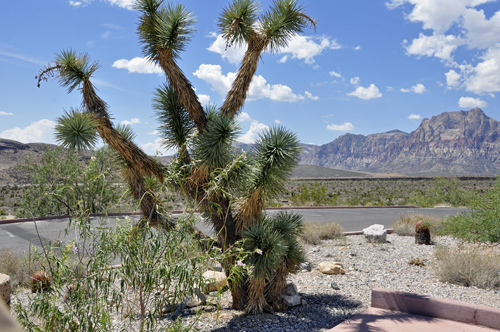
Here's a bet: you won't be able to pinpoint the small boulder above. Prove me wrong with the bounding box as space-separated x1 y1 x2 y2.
184 291 206 308
282 283 298 296
31 271 50 293
282 295 302 308
363 224 387 243
330 281 340 290
202 270 227 294
318 262 345 275
300 262 312 272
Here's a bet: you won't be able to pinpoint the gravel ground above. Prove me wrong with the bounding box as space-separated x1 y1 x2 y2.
12 234 500 331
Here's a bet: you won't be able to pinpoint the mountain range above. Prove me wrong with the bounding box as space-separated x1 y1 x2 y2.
1 108 499 184
299 108 500 175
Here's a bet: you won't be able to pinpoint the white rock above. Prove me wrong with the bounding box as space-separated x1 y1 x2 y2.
363 224 387 243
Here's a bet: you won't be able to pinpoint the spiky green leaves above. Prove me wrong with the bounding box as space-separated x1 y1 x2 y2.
153 83 195 151
219 0 260 48
55 108 99 151
137 0 197 61
251 126 301 198
242 212 304 278
192 113 240 170
242 221 287 279
261 0 315 53
37 49 100 93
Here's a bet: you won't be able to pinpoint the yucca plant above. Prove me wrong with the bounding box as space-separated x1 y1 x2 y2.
39 0 315 314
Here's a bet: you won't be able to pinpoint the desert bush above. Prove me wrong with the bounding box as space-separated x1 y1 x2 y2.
16 147 120 218
440 178 500 243
0 249 42 290
291 183 337 206
433 245 500 289
392 213 442 236
300 222 344 245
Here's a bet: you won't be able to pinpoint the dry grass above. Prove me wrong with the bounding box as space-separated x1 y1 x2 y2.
392 213 442 236
433 245 500 289
0 249 42 290
300 222 345 245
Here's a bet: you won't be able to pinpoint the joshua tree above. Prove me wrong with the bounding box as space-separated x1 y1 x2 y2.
136 0 314 312
37 50 167 227
40 0 315 314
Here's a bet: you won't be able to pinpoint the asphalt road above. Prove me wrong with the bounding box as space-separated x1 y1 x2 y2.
0 207 467 257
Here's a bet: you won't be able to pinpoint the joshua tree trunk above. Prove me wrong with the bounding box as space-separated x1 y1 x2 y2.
157 52 207 133
219 35 267 118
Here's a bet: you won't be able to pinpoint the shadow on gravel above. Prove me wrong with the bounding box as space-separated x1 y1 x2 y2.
207 292 364 332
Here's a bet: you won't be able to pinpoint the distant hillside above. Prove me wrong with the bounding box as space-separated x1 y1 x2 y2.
300 108 500 176
0 139 58 184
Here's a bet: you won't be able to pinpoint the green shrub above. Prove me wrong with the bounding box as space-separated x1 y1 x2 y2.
433 245 500 289
16 147 120 218
440 178 500 243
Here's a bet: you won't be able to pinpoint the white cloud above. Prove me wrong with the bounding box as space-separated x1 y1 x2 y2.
198 94 210 105
237 112 252 122
148 130 159 135
412 83 427 93
0 111 13 116
404 33 465 66
401 84 426 93
278 35 341 64
445 69 461 88
354 46 361 50
121 118 141 125
327 122 355 131
193 64 305 102
238 121 270 144
112 57 163 74
304 91 319 100
347 84 382 100
72 0 135 10
386 86 394 91
235 112 270 144
350 77 360 85
0 49 44 65
408 113 422 120
207 34 246 65
0 119 56 143
69 1 83 7
388 0 500 94
464 46 500 94
101 31 111 39
274 120 281 124
458 96 488 108
329 70 342 78
207 34 340 65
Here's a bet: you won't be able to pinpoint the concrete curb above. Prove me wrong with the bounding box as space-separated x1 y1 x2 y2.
371 288 500 330
343 229 393 236
0 206 417 225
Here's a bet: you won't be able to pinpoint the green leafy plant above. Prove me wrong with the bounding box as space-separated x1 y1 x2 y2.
440 177 500 243
16 147 119 218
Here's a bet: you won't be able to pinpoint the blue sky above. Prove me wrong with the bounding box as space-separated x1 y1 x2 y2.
1 0 500 155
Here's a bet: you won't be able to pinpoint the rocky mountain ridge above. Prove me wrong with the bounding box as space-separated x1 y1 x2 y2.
299 108 500 175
